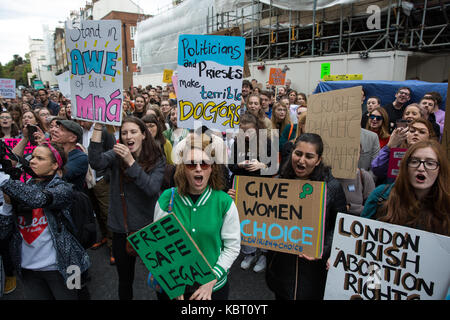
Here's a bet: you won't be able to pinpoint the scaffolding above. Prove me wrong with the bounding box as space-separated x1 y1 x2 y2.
206 0 450 63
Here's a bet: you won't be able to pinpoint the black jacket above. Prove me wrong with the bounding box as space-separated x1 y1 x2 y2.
265 168 347 300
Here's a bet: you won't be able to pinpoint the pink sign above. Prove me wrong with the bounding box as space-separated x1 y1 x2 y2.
3 138 48 182
387 148 407 178
3 138 38 156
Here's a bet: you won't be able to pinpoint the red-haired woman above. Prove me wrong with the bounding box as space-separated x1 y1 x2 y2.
362 139 450 237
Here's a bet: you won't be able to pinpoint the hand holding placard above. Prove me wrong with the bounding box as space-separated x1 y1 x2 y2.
127 213 216 300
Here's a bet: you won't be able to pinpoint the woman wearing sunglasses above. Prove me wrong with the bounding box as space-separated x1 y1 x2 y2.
365 107 390 149
0 142 90 299
362 139 449 237
153 135 240 300
88 116 166 300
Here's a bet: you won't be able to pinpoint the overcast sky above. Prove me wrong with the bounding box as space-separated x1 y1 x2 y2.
0 0 172 65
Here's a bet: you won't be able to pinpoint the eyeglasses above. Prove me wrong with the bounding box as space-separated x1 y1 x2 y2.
185 162 211 170
0 116 12 120
407 157 439 170
369 115 383 121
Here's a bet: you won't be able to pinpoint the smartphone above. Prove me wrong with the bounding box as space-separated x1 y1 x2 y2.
27 125 38 146
396 119 408 128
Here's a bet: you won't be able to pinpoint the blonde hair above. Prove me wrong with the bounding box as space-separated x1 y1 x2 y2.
295 112 307 140
174 134 225 196
271 102 291 135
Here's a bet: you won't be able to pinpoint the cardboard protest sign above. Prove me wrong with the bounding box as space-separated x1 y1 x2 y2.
305 86 362 179
65 20 123 126
163 69 174 84
324 213 450 300
55 71 71 99
268 68 286 86
233 176 327 258
0 79 16 99
127 213 216 300
387 148 407 179
176 34 245 131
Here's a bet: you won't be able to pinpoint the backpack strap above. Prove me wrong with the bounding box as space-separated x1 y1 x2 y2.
377 183 392 205
287 123 294 141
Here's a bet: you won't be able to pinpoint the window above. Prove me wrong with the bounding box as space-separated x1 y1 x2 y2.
130 26 137 40
131 47 138 63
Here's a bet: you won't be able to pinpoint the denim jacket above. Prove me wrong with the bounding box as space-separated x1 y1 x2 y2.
0 175 90 281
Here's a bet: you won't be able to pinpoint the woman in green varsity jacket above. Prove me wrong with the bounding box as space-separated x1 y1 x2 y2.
153 137 241 300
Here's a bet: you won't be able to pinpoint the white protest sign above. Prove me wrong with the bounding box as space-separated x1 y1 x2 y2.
0 79 16 99
289 104 298 124
65 20 123 126
56 71 71 99
176 34 245 131
324 213 450 300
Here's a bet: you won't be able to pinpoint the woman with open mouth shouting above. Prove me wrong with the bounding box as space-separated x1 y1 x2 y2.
153 135 240 300
265 133 347 300
362 139 449 237
88 116 166 300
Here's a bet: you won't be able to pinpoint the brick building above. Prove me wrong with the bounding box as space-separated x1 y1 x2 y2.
101 11 149 89
54 27 68 74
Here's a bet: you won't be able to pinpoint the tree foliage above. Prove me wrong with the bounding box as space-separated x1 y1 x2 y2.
0 54 31 86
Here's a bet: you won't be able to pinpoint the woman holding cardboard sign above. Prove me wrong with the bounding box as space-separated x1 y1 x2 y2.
153 135 240 300
265 133 347 300
88 116 166 300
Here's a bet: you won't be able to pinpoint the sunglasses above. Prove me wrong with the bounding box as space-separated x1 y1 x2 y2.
369 115 383 121
185 162 211 170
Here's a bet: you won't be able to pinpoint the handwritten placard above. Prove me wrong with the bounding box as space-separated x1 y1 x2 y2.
176 34 245 131
4 138 40 156
268 68 286 86
0 79 16 99
55 71 71 99
305 86 362 179
321 63 330 79
127 213 216 300
387 148 407 179
163 69 174 84
233 176 327 258
324 213 450 300
65 20 123 126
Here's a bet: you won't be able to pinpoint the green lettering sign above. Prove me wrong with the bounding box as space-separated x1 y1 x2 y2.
127 213 216 299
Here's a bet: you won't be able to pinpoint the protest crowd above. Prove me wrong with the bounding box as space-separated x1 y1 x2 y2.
0 75 448 301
